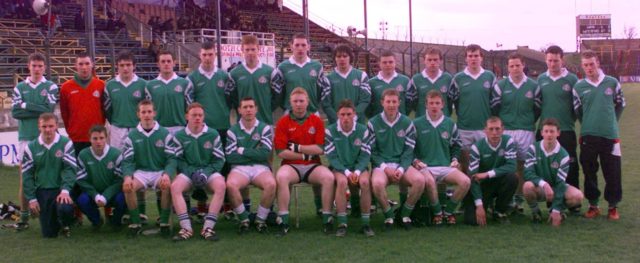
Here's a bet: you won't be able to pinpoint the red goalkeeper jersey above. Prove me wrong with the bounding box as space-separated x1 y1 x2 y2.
60 76 106 142
274 113 325 165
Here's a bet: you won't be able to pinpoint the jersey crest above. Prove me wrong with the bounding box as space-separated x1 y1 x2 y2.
441 131 449 139
309 69 318 77
92 90 100 98
550 161 559 169
133 90 142 98
174 85 183 92
217 80 225 88
525 91 533 99
395 85 404 92
40 89 48 97
604 87 613 95
251 133 260 141
562 84 571 92
498 149 505 156
354 138 362 146
107 161 114 169
397 130 406 138
258 76 268 84
308 127 316 135
440 85 447 93
483 81 490 89
155 139 164 148
203 141 213 149
55 150 63 158
352 79 360 86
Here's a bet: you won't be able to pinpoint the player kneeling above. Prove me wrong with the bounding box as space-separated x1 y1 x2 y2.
225 97 276 234
122 100 177 237
412 90 470 225
523 118 583 226
171 103 226 241
275 88 335 236
325 100 374 237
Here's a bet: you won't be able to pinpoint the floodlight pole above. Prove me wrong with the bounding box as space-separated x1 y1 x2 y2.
45 2 52 79
303 0 309 39
86 0 96 61
409 0 413 74
216 0 222 68
364 0 369 75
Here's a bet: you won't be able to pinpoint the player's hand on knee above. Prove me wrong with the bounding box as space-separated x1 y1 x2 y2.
475 206 486 227
392 170 402 182
29 201 40 216
412 159 427 170
543 184 554 202
56 192 73 204
160 174 171 190
549 211 562 227
122 177 134 192
348 172 359 186
95 194 107 207
473 172 489 182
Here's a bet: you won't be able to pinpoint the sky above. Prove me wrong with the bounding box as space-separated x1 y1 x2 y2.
284 0 639 52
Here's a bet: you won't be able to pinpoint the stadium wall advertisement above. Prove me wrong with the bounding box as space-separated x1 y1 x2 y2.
220 44 277 69
0 130 68 166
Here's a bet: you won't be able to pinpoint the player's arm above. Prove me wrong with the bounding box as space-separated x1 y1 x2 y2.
102 84 113 122
242 126 273 162
21 145 37 202
550 155 570 212
367 121 384 168
163 134 178 179
324 128 348 172
11 86 39 119
59 86 71 126
356 73 371 118
120 137 136 178
225 130 251 165
60 140 78 194
613 81 625 121
533 82 542 121
185 76 195 105
448 77 460 114
523 145 543 186
76 154 99 199
490 82 502 116
226 74 239 109
406 78 418 115
174 137 196 176
398 123 417 173
354 129 372 173
468 144 484 204
271 67 285 110
450 124 462 163
223 74 234 107
102 154 124 201
269 68 280 111
571 88 583 122
206 135 226 174
321 83 337 124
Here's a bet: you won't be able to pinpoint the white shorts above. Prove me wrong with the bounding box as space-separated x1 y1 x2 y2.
504 130 535 161
17 140 28 163
177 172 222 185
421 166 455 183
108 125 133 150
459 129 485 150
231 164 271 182
133 170 163 190
166 126 184 135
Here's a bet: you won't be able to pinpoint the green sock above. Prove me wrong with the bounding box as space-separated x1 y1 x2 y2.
337 213 348 225
361 213 370 226
129 208 141 224
430 201 442 215
156 194 162 215
20 211 29 223
399 192 408 205
322 212 333 224
137 194 146 215
444 199 460 215
400 203 414 218
159 208 171 224
589 199 599 207
279 213 290 225
314 196 322 212
238 210 249 221
383 207 394 219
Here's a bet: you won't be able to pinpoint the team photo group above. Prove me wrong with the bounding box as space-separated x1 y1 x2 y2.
10 32 625 241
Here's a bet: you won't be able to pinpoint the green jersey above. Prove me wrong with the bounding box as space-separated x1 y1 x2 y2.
121 122 177 178
449 68 496 130
367 72 411 118
491 76 541 131
537 69 579 131
11 77 58 141
173 125 225 176
225 120 273 167
524 141 570 211
103 75 146 128
272 57 330 113
469 135 517 203
325 122 371 173
572 71 625 139
413 114 461 167
228 63 277 124
76 145 123 201
145 74 193 127
187 67 232 130
22 134 76 201
367 113 415 172
323 67 371 124
409 70 453 117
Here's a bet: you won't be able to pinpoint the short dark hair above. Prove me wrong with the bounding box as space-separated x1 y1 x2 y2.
381 88 399 100
239 97 256 108
580 50 599 61
137 99 154 111
292 33 308 42
89 125 108 136
241 35 258 46
186 102 204 113
337 99 355 111
507 52 524 62
541 118 560 130
424 48 442 60
38 112 58 123
426 90 443 101
116 51 136 65
201 41 215 50
333 44 354 64
28 53 46 63
465 44 483 57
380 50 395 58
156 50 173 62
545 45 564 57
76 52 91 60
485 116 503 127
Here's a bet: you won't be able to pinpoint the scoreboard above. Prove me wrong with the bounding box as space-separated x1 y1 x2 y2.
576 14 611 38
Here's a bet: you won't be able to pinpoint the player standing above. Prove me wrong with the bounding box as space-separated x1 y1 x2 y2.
367 51 411 118
408 48 453 117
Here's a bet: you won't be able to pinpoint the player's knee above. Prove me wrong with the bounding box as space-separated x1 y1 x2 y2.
359 177 370 190
522 181 535 193
457 175 471 191
57 203 74 215
262 178 277 193
335 175 347 189
423 174 436 188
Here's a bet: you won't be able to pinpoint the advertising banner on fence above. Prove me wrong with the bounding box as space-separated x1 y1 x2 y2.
219 44 277 70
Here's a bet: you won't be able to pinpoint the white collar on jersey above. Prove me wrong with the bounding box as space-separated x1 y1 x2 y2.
38 133 61 150
288 56 311 67
156 72 179 84
463 67 486 80
239 119 260 134
376 71 398 84
185 124 209 139
585 69 606 87
425 112 444 128
242 61 263 74
545 68 568 81
198 65 219 80
334 66 353 79
115 74 139 87
508 75 528 89
90 145 111 161
380 112 401 127
540 140 561 157
337 120 356 137
421 69 442 84
26 76 47 88
136 122 160 137
484 136 503 152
